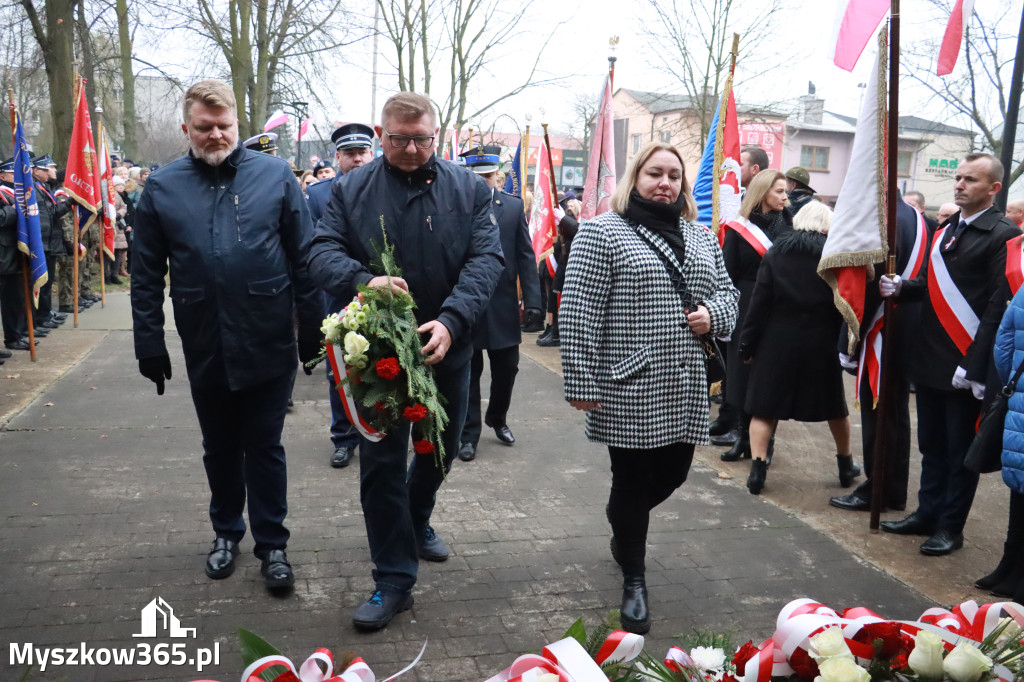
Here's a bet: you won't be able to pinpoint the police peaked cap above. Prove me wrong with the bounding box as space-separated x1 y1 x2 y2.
459 145 501 174
0 157 14 173
243 132 278 153
331 123 374 150
313 159 333 174
31 154 54 169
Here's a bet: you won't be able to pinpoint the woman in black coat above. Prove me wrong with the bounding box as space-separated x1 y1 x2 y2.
738 201 858 494
720 169 792 461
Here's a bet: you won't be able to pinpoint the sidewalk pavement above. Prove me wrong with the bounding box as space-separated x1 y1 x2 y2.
0 292 1004 681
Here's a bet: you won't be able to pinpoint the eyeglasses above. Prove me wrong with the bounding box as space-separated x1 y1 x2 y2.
383 129 435 149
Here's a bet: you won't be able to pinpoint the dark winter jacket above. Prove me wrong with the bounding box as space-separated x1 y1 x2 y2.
308 155 504 373
131 145 322 391
34 179 71 254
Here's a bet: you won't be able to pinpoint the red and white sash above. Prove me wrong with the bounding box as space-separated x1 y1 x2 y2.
927 224 979 355
324 343 384 442
1006 235 1024 296
858 210 927 406
725 217 773 256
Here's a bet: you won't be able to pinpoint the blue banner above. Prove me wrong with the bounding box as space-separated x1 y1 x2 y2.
692 98 722 227
12 110 47 305
504 140 523 197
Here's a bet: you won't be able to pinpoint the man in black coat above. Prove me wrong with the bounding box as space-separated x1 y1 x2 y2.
308 91 503 631
0 159 22 360
31 154 70 331
131 79 323 591
456 146 542 462
878 152 1021 555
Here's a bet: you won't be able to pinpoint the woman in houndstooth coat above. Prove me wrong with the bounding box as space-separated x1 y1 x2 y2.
559 142 738 634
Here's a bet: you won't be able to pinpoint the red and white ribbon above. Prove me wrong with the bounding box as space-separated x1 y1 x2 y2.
1006 235 1024 296
325 343 384 443
904 209 927 281
857 305 885 407
927 225 980 355
240 649 374 682
485 637 608 682
592 631 644 666
725 217 772 257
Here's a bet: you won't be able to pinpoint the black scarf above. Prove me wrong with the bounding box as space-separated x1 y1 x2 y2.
623 189 688 266
749 208 791 241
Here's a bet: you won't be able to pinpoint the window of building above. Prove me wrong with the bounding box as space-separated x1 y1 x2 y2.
660 130 672 143
897 151 912 177
800 145 830 171
631 133 642 154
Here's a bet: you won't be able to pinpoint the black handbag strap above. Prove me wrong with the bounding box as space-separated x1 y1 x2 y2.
1003 357 1024 396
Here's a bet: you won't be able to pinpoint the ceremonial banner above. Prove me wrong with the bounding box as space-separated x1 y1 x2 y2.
11 109 47 305
299 115 314 139
694 89 741 235
65 83 101 233
580 73 616 221
832 0 889 71
263 109 288 132
529 140 557 263
937 0 976 76
503 137 524 197
97 129 117 259
818 30 888 354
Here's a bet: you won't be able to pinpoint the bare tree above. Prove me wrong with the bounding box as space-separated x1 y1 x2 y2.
904 0 1023 189
565 91 600 176
641 0 788 149
0 5 49 158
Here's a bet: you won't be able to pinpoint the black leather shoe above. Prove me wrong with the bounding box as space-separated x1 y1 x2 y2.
418 526 449 561
521 318 544 333
32 328 50 337
260 549 294 589
86 293 101 302
353 589 414 631
536 333 560 347
919 529 964 556
205 538 240 579
458 442 477 462
709 416 735 438
330 445 354 468
829 492 870 511
58 305 75 314
39 319 60 329
0 349 11 359
721 434 750 462
710 428 739 446
5 339 32 351
492 425 515 445
879 511 936 536
620 575 651 634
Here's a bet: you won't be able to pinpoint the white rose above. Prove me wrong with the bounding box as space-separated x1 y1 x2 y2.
993 617 1023 648
689 646 726 671
344 332 370 358
942 642 993 682
907 631 945 680
321 314 343 344
810 627 854 664
813 657 869 682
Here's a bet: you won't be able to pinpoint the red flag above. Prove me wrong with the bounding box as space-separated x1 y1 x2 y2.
529 140 557 263
832 0 889 71
98 131 116 259
581 74 616 221
64 84 101 226
937 0 975 76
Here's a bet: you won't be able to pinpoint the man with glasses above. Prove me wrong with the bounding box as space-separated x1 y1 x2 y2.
308 91 503 631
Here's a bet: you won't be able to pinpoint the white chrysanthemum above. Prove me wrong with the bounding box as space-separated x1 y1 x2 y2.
690 647 726 671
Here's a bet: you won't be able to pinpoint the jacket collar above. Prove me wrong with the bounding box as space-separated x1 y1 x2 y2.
187 144 245 174
382 154 438 186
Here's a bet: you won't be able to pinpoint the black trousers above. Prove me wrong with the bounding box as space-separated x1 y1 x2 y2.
189 371 292 558
37 254 56 320
1 271 28 342
607 442 695 575
914 385 982 533
853 372 911 508
461 346 519 444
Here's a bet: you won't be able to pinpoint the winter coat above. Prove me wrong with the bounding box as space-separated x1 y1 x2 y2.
0 185 19 276
739 229 848 421
113 193 129 250
131 145 322 391
560 211 739 448
308 155 504 373
34 180 71 254
473 190 541 350
993 287 1024 494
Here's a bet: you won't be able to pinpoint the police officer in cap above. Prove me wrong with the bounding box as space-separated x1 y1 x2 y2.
0 157 26 355
31 153 71 331
457 145 542 462
306 122 375 468
243 132 279 156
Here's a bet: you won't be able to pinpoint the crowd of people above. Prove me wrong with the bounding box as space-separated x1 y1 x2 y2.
8 78 1024 638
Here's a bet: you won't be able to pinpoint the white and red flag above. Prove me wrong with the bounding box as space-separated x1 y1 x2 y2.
97 130 117 259
832 0 890 71
530 140 558 264
580 73 616 221
299 115 314 139
64 83 101 232
263 109 289 132
818 29 888 353
937 0 976 76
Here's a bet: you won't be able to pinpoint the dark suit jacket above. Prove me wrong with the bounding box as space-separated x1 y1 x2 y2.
898 205 1021 389
473 191 541 350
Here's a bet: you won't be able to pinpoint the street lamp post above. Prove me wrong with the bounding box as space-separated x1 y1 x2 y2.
292 100 309 168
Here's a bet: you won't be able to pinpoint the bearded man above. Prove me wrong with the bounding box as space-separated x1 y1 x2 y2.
130 79 323 591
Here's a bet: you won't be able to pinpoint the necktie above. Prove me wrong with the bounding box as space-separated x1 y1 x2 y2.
945 219 967 251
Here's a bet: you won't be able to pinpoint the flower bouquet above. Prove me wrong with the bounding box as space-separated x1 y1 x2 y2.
307 231 448 466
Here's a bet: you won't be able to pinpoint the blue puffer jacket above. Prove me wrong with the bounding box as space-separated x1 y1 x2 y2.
994 286 1024 493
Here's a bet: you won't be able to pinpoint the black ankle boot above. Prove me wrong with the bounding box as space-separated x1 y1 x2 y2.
620 574 650 634
747 459 767 495
991 555 1024 598
976 543 1019 590
537 324 554 342
721 432 750 462
837 454 861 488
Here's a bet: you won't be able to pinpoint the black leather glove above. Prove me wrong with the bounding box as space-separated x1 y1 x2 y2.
523 307 543 329
297 327 322 376
138 355 172 395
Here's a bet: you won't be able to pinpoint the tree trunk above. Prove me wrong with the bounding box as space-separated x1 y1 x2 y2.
116 0 137 159
74 0 99 155
20 0 75 167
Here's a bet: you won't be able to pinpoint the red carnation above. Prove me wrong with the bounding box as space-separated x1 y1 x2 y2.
376 357 401 380
403 404 428 422
413 439 435 455
733 641 759 676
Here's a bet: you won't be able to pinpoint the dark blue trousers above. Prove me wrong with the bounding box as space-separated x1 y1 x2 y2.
358 361 470 593
190 371 292 558
914 384 982 534
461 346 519 444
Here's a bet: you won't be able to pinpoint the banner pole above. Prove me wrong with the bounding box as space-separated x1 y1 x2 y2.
9 87 37 361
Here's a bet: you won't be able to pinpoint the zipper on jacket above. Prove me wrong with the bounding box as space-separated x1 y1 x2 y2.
234 194 241 242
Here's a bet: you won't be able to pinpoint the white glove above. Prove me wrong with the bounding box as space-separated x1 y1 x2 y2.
971 381 985 400
951 365 971 390
879 274 902 298
839 353 858 370
553 206 566 222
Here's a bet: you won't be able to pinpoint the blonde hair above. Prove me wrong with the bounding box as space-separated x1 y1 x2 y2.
183 80 236 122
792 200 832 234
523 190 534 214
739 169 787 219
610 142 697 221
381 92 436 127
565 198 582 217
